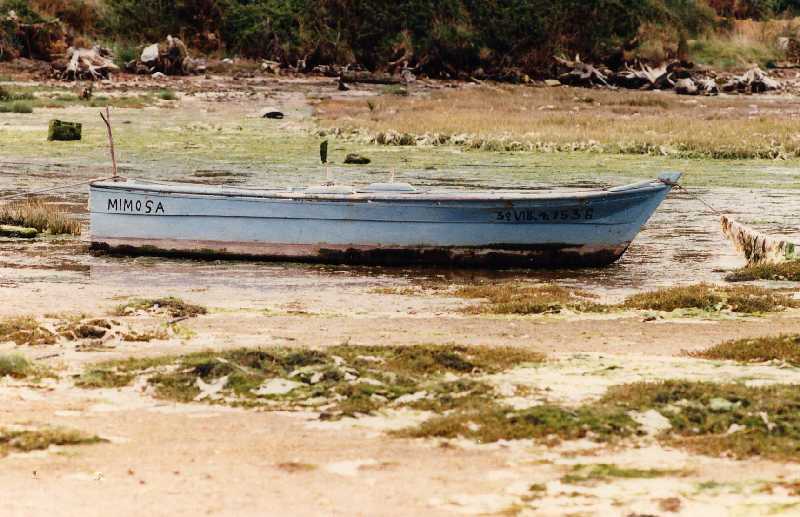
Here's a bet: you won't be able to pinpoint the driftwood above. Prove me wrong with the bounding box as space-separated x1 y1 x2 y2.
59 46 119 81
613 63 670 90
553 55 777 96
674 77 697 95
722 67 779 93
554 55 610 87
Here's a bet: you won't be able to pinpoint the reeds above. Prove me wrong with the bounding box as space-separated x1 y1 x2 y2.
0 199 81 236
317 85 800 159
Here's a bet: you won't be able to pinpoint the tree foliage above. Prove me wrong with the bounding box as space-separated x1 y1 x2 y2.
3 0 725 71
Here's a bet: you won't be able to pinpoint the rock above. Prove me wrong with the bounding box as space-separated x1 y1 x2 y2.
47 120 81 141
338 78 350 91
222 58 233 64
544 79 561 87
151 72 166 79
262 110 284 119
0 225 38 238
140 43 159 64
343 153 370 164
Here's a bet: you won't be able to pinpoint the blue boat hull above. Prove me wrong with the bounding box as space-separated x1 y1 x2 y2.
89 174 678 268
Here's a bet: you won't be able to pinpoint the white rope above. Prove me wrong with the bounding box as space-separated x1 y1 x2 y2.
0 176 119 202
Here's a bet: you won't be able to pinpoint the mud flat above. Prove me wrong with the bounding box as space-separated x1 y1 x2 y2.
1 73 800 515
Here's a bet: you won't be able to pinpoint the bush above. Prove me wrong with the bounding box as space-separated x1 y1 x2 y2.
7 0 722 74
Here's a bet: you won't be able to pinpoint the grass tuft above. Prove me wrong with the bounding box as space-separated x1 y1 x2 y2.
0 316 56 346
76 344 544 418
0 199 81 235
692 334 800 365
561 463 683 484
726 261 800 282
112 297 207 318
602 380 800 461
0 354 35 378
621 283 796 313
158 89 178 101
395 404 639 443
0 101 34 113
455 282 604 315
0 426 105 457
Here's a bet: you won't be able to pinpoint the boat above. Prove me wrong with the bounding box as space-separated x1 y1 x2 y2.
88 171 681 268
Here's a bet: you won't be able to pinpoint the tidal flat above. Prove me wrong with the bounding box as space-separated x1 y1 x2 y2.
1 72 800 516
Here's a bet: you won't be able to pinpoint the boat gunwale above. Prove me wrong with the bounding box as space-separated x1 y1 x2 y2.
89 178 672 203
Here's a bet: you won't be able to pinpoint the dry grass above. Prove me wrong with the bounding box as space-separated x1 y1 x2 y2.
454 282 603 315
317 85 800 159
0 316 56 346
692 334 800 365
112 297 207 318
726 261 800 282
0 426 104 458
621 283 797 313
561 464 686 484
0 199 81 236
0 354 36 378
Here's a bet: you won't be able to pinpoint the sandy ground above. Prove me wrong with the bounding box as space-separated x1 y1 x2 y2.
2 278 800 516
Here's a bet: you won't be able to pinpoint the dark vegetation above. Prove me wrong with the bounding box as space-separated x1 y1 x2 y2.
0 426 105 457
111 297 207 318
726 261 800 282
693 334 800 364
386 281 796 315
76 343 800 460
620 283 798 313
2 0 798 75
400 379 800 461
76 344 544 417
603 380 800 461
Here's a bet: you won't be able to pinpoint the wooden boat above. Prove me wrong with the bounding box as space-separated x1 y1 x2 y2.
89 172 680 268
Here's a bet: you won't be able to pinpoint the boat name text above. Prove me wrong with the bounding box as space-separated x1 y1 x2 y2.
495 207 593 223
107 198 165 214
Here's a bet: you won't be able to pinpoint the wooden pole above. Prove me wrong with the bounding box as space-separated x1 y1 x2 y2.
99 107 118 181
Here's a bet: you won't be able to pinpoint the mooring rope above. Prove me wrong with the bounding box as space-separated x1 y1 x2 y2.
0 175 119 202
673 183 723 216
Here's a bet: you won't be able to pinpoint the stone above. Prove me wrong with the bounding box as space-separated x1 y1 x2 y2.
0 225 38 238
47 120 81 141
544 79 561 87
343 153 370 164
140 43 159 64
